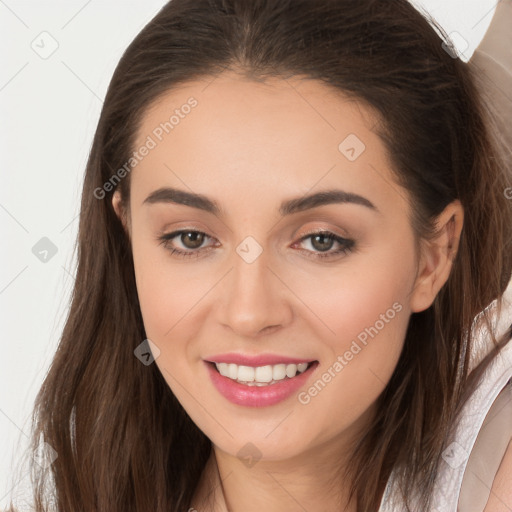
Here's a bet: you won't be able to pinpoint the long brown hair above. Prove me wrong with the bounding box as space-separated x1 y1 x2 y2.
7 0 512 511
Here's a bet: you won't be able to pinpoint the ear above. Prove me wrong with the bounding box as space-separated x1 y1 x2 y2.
112 189 131 237
409 200 464 313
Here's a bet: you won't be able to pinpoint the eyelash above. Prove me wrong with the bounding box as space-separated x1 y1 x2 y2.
156 229 355 261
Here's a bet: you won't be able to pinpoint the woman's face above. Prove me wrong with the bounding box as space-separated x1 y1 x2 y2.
115 70 430 462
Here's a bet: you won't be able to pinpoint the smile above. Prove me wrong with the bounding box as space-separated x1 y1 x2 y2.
205 360 319 407
213 361 312 385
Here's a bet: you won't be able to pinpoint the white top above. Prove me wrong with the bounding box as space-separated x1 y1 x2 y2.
378 277 512 512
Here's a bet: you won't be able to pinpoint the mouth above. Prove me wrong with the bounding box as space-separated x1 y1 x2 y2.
204 359 320 407
206 360 319 386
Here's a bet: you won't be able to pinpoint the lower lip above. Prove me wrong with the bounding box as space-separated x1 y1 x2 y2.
204 361 319 407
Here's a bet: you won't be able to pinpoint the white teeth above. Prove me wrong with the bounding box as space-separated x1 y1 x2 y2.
215 361 311 384
228 363 237 379
255 365 273 382
272 364 287 380
237 365 255 382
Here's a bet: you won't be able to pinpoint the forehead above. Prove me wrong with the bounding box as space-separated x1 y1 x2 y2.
134 69 382 152
129 70 405 216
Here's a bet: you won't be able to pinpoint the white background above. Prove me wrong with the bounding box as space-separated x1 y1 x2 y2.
0 0 502 507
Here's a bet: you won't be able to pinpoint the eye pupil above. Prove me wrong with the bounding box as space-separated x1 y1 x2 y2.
182 231 204 249
311 234 334 252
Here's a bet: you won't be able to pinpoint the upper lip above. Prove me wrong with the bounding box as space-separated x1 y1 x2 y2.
205 353 317 366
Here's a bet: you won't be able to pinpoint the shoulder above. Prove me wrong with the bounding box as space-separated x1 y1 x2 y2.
470 0 512 157
458 378 512 512
471 0 512 66
484 438 512 511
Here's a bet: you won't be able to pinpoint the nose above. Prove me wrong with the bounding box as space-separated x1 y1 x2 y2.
217 246 294 337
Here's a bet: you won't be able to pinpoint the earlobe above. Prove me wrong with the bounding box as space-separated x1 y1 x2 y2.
111 189 130 236
409 200 464 313
112 189 123 219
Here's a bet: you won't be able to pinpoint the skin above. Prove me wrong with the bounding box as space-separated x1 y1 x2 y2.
484 438 512 511
112 69 463 512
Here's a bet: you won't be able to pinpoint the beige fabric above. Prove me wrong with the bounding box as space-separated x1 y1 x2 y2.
469 0 512 169
458 379 512 512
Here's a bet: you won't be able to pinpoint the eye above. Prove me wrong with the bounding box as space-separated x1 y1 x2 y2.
292 230 355 260
157 229 217 259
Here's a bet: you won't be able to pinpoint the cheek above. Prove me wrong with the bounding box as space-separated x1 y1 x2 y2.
292 304 408 449
288 237 415 351
130 221 208 335
285 245 414 431
133 258 210 366
131 255 209 394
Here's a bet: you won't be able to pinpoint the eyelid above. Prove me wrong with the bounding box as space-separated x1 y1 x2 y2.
295 225 351 240
156 228 215 248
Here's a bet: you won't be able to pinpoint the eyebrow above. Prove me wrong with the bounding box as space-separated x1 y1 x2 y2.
142 187 377 216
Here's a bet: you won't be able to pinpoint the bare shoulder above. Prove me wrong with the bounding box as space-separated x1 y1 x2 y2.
483 438 512 512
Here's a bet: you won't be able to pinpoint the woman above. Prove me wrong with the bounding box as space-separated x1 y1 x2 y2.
7 0 512 511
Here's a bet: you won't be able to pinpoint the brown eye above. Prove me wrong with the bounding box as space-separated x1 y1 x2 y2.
293 231 355 260
179 231 205 249
157 229 217 259
309 233 336 252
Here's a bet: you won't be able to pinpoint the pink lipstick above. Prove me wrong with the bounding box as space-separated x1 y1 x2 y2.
204 358 319 407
